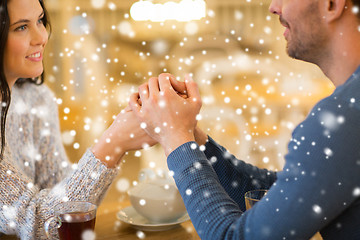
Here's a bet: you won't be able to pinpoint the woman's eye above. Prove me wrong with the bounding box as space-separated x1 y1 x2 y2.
38 18 44 24
15 25 27 31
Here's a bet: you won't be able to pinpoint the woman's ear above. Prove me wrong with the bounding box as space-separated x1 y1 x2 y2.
323 0 347 23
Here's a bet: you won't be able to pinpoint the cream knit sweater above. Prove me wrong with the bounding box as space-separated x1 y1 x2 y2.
0 82 118 239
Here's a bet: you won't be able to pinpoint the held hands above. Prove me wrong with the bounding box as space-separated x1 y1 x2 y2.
92 72 205 168
129 73 202 156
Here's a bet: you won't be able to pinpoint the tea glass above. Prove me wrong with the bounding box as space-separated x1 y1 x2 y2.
244 189 268 210
44 201 97 240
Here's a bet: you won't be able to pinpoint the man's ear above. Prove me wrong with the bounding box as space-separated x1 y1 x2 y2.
323 0 347 22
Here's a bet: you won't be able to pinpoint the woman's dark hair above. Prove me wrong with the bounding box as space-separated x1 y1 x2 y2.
0 0 51 159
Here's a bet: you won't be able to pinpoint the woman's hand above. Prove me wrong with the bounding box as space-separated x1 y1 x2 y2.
129 73 202 156
92 109 157 168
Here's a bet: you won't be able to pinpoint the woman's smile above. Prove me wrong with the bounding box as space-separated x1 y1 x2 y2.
26 51 43 62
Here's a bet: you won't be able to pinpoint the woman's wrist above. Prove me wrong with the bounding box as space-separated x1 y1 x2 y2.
92 133 125 168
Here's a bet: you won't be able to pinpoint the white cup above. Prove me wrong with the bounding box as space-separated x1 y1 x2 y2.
128 169 187 223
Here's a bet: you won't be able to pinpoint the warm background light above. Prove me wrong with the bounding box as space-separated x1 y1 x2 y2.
130 0 206 22
42 3 332 239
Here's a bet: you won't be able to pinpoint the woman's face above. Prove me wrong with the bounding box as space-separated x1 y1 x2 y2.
4 0 48 86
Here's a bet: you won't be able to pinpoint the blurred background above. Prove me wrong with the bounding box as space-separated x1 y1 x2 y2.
43 0 334 203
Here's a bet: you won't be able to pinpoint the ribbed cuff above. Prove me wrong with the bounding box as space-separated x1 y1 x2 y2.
167 141 208 172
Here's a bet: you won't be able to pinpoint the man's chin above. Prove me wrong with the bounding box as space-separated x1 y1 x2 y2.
286 44 300 60
286 46 296 59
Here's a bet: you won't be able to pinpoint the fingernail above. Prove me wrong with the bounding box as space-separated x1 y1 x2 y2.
169 75 176 81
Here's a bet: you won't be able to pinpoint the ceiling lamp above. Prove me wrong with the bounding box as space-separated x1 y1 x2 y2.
130 0 206 22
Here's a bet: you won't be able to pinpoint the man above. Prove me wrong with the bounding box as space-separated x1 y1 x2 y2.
129 0 360 239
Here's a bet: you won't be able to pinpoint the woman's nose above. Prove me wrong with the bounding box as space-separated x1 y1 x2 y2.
31 25 48 46
269 0 282 15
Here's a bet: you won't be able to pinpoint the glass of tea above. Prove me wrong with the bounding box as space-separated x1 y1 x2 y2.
244 189 268 210
44 201 97 240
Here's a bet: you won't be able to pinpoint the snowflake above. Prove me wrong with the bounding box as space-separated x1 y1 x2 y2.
185 189 192 195
2 205 17 221
116 178 130 193
319 111 343 131
154 127 161 133
193 162 202 170
352 6 359 15
82 230 96 240
203 190 210 198
9 221 16 228
134 151 141 157
14 99 28 115
353 187 360 197
209 156 217 164
324 148 333 157
136 231 146 239
140 122 147 129
313 204 322 214
24 144 40 161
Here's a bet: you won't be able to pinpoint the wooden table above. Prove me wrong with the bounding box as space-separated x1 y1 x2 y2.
94 201 200 240
1 200 321 239
1 201 200 240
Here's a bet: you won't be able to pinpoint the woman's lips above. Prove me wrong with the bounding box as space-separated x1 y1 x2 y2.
26 52 42 62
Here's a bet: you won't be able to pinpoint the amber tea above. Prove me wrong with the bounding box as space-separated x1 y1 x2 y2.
58 212 96 240
44 201 97 240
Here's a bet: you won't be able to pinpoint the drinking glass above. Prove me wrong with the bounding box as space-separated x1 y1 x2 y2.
44 201 97 240
244 189 268 210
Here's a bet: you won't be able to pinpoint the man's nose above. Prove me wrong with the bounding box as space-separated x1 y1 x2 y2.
269 0 282 15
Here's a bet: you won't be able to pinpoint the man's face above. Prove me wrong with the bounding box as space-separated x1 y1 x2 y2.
269 0 328 63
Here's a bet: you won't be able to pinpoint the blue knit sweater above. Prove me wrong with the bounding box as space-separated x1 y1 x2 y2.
167 66 360 240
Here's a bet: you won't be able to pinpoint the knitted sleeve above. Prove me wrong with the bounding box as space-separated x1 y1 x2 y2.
0 150 118 239
0 85 118 239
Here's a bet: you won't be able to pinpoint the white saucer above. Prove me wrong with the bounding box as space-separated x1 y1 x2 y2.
117 206 190 231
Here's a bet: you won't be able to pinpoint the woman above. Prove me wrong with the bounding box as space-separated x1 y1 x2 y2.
0 0 155 239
